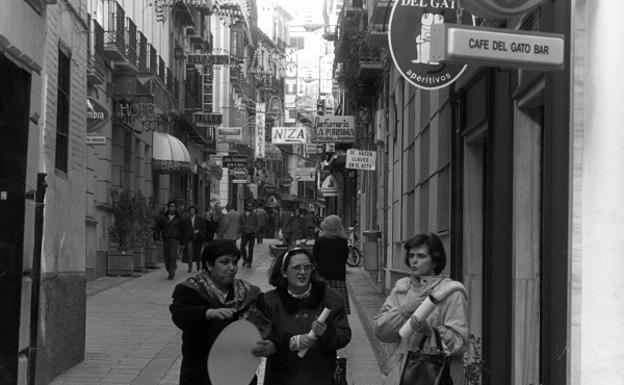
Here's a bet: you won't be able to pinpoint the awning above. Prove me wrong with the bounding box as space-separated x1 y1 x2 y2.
152 132 192 172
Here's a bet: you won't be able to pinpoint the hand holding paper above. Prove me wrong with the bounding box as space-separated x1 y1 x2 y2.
297 307 331 358
399 295 438 339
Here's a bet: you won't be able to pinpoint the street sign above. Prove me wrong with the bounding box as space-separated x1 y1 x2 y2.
222 155 248 169
346 149 377 171
430 24 565 71
232 168 248 179
86 136 106 145
194 112 223 126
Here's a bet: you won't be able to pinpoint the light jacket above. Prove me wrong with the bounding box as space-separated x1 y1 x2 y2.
374 276 469 385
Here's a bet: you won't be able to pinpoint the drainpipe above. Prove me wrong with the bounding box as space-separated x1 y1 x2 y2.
27 172 47 385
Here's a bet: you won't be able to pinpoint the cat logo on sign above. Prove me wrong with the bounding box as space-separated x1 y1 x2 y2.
388 0 475 90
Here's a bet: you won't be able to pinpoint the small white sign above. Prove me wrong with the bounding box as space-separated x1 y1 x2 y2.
86 136 106 145
295 167 316 182
346 149 377 171
272 127 307 144
216 127 243 142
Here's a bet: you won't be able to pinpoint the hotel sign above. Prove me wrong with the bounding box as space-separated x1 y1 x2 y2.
312 116 356 143
430 24 565 71
461 0 546 19
388 0 475 90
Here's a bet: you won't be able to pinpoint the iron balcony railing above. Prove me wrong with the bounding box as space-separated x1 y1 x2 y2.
158 56 165 82
149 44 157 75
88 18 106 83
125 17 137 67
138 32 147 71
104 0 125 56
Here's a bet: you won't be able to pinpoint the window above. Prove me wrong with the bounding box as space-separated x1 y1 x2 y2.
289 36 304 50
55 47 71 173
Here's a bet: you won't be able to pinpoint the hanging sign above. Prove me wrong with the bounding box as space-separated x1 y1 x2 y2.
294 168 316 182
216 127 242 142
194 112 223 126
430 24 565 71
311 116 356 143
460 0 546 19
86 98 109 132
271 127 307 144
388 0 475 90
346 149 377 171
255 103 266 158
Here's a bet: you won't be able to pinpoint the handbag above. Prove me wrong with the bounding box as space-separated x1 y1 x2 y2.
399 329 453 385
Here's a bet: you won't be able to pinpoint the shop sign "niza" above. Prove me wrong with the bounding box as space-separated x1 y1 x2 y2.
272 127 307 144
430 24 564 71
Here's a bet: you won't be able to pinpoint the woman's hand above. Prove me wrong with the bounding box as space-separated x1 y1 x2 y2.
409 316 432 336
205 308 236 320
311 319 328 337
251 340 276 357
288 334 317 351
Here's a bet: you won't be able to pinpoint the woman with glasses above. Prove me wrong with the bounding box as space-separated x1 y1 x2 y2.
313 215 350 314
254 247 351 385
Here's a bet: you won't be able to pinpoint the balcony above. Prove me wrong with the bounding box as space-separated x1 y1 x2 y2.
103 0 126 62
116 17 138 71
158 56 165 83
147 44 158 75
88 18 106 85
366 0 392 49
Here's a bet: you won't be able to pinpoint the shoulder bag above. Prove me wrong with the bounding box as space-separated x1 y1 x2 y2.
399 329 453 385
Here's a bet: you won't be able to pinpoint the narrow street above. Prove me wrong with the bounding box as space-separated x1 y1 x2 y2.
49 239 384 385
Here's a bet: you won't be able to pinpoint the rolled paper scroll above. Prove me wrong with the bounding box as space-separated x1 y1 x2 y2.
297 307 331 358
398 295 438 339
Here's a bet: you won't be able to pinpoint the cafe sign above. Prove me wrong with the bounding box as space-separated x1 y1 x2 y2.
461 0 546 19
312 116 356 143
388 0 475 90
430 24 564 71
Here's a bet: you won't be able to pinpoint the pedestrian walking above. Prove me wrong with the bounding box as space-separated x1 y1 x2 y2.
170 239 263 385
374 232 469 385
239 203 258 267
279 209 293 244
302 209 317 239
154 200 185 280
183 205 206 273
218 203 241 242
313 215 350 314
257 247 351 385
255 203 268 244
212 202 225 239
285 209 305 245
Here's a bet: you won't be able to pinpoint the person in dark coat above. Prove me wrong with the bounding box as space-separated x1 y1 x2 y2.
239 203 258 267
313 215 350 314
256 247 351 385
285 209 305 245
154 200 186 280
170 240 263 385
183 205 206 273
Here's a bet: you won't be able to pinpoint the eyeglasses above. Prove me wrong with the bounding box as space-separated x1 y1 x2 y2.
288 263 315 273
282 247 314 270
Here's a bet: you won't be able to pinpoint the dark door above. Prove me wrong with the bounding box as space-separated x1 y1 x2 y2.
0 54 30 385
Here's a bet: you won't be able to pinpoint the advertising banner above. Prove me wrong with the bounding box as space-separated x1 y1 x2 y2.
311 116 356 143
388 0 474 90
255 103 266 158
461 0 546 19
86 98 109 132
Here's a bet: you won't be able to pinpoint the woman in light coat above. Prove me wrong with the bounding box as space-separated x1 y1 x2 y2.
374 232 469 384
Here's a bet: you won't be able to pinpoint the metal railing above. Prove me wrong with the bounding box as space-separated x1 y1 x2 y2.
158 56 165 82
149 44 157 75
125 17 137 67
138 32 147 71
104 0 125 55
88 18 106 81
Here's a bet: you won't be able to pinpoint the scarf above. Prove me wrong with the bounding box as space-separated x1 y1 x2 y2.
182 271 260 311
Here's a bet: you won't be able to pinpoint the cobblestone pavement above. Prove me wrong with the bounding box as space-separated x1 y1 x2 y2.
49 239 385 385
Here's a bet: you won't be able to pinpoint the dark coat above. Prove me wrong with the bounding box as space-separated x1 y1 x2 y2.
154 213 185 241
313 236 348 281
170 283 261 385
182 215 207 263
239 210 259 234
261 281 351 385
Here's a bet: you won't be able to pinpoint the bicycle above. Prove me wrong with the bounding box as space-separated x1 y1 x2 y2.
346 227 362 267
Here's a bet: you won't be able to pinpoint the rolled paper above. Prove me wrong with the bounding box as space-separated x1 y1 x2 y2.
297 307 331 358
398 295 438 339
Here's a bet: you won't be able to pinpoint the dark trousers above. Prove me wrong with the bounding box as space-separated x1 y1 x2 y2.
240 233 255 266
163 238 179 276
256 226 265 244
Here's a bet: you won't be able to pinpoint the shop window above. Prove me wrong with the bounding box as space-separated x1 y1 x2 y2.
55 47 71 173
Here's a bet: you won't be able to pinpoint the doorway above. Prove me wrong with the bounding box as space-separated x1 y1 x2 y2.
0 54 31 385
